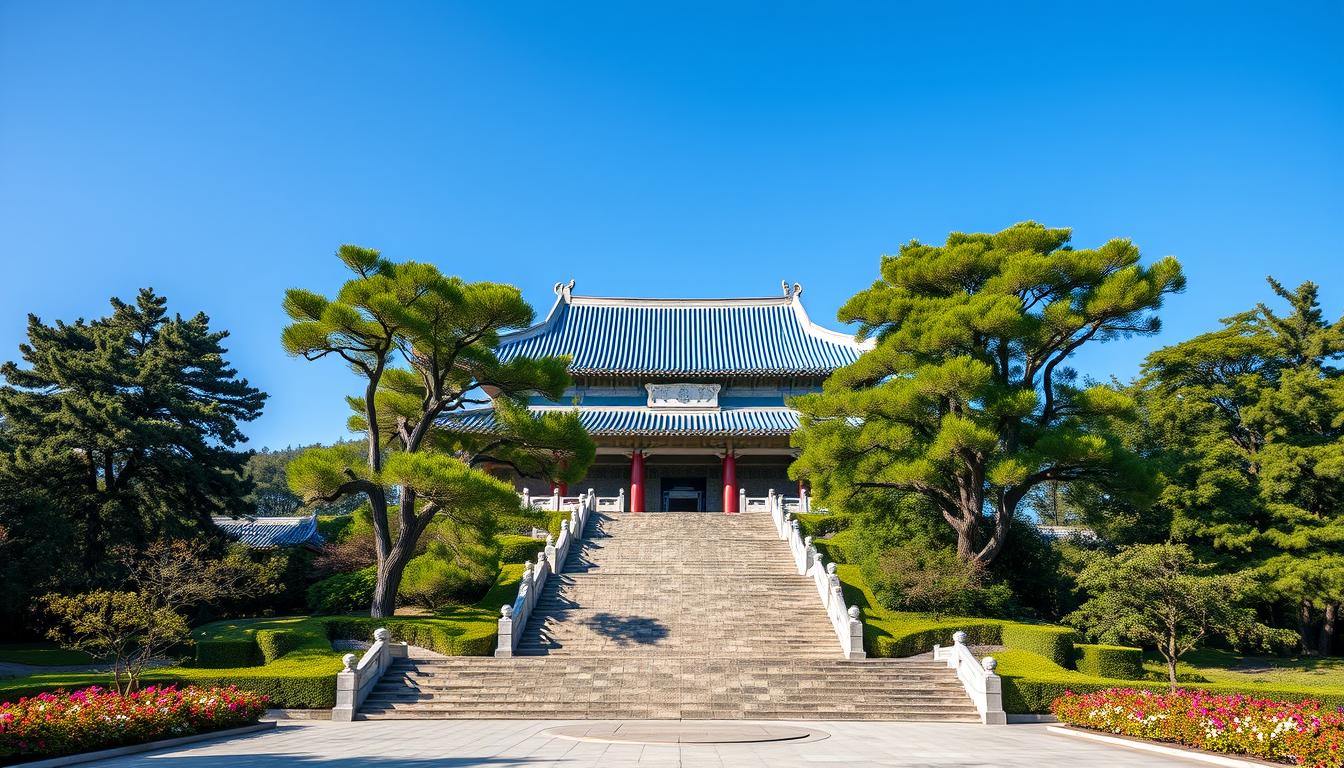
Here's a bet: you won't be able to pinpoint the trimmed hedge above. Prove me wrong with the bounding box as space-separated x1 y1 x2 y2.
497 534 547 565
255 629 302 664
194 638 257 668
795 513 850 540
1074 643 1142 679
1000 624 1076 668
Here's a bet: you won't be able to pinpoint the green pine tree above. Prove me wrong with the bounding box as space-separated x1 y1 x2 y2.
0 288 266 578
791 222 1184 565
283 246 595 618
1139 278 1344 653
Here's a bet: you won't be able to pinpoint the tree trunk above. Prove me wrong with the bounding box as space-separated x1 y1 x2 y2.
1299 599 1317 655
1320 603 1338 657
370 543 415 618
1166 634 1179 691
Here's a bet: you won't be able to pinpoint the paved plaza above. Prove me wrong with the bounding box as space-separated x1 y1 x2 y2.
88 720 1205 767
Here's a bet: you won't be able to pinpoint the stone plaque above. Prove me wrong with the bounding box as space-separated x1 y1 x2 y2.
646 383 720 409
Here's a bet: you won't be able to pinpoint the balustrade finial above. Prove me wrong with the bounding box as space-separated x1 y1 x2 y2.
501 604 513 618
826 562 837 575
982 656 998 672
953 630 968 645
546 534 555 547
804 535 813 547
848 605 860 620
373 627 390 643
341 653 357 672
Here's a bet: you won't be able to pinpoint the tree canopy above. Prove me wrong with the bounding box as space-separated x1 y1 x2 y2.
282 246 594 617
791 222 1184 564
1138 278 1344 653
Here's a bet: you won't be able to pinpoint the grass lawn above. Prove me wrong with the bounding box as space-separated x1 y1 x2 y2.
0 563 523 708
0 643 98 666
1146 648 1344 689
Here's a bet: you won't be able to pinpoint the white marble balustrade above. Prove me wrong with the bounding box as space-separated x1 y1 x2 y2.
933 631 1007 724
496 489 597 657
332 627 408 722
767 489 864 659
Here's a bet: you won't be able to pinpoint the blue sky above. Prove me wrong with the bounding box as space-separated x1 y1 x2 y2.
2 2 1340 450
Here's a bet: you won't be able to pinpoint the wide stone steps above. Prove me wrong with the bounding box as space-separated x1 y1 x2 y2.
357 512 979 721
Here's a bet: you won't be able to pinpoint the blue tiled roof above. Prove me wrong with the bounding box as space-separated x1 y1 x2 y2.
496 288 869 376
213 515 323 549
444 406 801 437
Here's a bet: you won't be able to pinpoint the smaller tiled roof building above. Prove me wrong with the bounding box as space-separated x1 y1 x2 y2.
212 514 324 550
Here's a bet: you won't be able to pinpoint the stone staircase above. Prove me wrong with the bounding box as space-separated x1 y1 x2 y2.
357 512 979 721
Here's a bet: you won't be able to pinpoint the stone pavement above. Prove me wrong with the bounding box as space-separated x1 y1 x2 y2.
87 719 1204 767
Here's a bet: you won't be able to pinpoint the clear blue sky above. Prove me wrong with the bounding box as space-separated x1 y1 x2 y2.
2 2 1340 450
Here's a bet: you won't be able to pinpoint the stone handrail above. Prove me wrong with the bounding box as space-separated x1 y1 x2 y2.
497 489 596 657
740 492 771 513
332 627 408 721
595 489 626 512
767 489 865 659
933 631 1006 724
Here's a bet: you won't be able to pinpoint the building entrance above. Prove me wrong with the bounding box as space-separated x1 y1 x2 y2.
660 477 707 512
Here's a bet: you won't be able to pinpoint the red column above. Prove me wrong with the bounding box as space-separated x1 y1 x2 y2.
629 450 645 513
553 481 568 496
722 452 738 514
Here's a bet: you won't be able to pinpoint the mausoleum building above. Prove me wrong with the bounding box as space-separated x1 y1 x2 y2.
446 280 871 512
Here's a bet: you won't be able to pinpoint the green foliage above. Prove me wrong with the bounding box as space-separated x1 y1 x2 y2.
496 534 546 565
194 638 257 668
254 629 301 663
791 222 1181 565
282 248 595 617
795 513 850 540
1137 278 1344 654
245 446 365 517
1072 644 1143 679
1067 543 1276 688
999 624 1077 668
306 566 376 613
0 289 265 632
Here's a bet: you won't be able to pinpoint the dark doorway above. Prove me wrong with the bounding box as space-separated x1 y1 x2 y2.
661 477 707 511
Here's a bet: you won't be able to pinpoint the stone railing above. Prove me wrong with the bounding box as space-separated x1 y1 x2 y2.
594 489 626 512
744 489 810 514
332 627 409 721
523 488 624 513
933 631 1006 724
497 489 596 657
767 489 864 659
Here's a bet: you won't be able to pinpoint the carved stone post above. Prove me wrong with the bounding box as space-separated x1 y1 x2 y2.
521 488 531 509
846 605 866 659
332 653 358 721
495 604 514 658
544 533 557 574
618 487 626 512
981 656 1006 724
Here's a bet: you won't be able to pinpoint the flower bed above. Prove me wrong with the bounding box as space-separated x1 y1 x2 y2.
1051 687 1344 767
0 684 268 761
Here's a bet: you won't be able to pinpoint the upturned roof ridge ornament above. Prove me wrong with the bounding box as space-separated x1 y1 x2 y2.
781 280 804 299
554 279 576 301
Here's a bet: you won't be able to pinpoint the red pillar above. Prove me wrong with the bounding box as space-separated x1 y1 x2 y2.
629 450 645 513
552 481 568 496
722 452 738 514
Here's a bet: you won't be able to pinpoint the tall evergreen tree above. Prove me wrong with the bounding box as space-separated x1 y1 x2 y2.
1139 278 1344 653
0 289 265 589
791 222 1184 565
283 246 594 617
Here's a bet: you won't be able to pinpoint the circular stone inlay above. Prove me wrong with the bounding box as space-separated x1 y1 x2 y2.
543 722 827 745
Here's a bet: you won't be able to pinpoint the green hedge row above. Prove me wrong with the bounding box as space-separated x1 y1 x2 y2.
255 629 301 664
1000 624 1076 668
194 638 257 668
497 534 547 565
794 513 850 540
1073 643 1143 679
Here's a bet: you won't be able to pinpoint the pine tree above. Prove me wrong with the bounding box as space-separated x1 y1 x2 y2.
283 246 595 618
1140 279 1344 653
0 289 265 578
791 222 1184 565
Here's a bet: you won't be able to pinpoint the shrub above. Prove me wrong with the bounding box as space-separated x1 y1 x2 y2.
0 685 268 761
1051 688 1344 767
1000 624 1076 668
795 513 850 539
497 534 546 565
871 540 984 619
306 566 376 613
254 629 300 664
194 638 258 668
1073 643 1142 679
